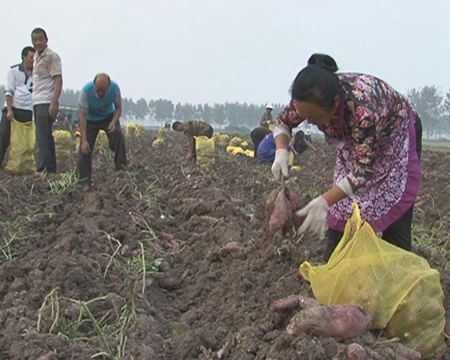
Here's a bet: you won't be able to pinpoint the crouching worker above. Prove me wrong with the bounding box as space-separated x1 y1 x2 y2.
172 120 213 160
257 130 314 164
77 73 127 185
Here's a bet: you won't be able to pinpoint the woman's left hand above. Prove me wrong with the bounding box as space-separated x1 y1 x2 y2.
296 196 330 239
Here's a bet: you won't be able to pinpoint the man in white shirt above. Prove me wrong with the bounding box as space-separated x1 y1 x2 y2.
0 46 35 167
31 27 62 173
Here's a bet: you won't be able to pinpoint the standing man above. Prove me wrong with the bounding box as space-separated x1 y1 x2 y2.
31 27 62 173
77 73 127 185
0 46 35 167
260 104 273 128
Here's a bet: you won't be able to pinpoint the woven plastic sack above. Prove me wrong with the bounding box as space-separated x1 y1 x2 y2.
53 129 72 162
5 119 35 175
244 149 254 158
219 134 230 147
74 131 81 153
156 127 167 140
152 138 165 148
195 135 215 168
96 130 108 149
125 123 139 138
231 147 245 157
212 132 221 145
229 136 242 147
288 150 294 166
300 203 445 359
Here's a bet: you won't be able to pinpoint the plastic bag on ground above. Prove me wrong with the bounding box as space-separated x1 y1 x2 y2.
300 203 446 359
5 119 35 175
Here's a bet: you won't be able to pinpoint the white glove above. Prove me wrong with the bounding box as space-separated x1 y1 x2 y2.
271 149 290 181
296 196 330 240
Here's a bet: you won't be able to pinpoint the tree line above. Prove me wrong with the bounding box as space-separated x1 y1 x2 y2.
1 84 449 139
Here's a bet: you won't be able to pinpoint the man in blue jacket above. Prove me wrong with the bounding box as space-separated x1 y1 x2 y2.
77 73 127 185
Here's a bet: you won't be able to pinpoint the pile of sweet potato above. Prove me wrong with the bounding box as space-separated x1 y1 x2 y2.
273 295 372 341
272 295 422 360
265 182 303 238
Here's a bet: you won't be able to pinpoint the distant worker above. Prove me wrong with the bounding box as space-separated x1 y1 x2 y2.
250 126 271 159
304 128 312 143
31 27 62 173
260 104 273 128
0 46 35 168
77 73 127 185
257 130 314 164
172 120 214 160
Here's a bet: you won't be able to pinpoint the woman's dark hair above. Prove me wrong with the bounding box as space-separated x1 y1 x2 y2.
307 53 338 72
172 121 182 131
291 63 341 111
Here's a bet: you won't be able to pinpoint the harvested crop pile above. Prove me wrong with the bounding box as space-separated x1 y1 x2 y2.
264 179 303 238
273 295 372 341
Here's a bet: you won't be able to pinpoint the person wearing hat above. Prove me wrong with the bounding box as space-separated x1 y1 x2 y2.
260 104 273 128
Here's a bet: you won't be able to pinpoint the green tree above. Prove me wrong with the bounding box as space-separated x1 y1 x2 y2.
153 99 174 124
407 86 443 139
135 98 148 123
212 103 227 128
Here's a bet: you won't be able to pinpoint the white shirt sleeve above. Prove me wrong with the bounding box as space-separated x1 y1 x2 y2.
5 68 15 97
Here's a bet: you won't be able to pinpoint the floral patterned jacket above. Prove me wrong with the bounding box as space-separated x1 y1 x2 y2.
275 73 417 190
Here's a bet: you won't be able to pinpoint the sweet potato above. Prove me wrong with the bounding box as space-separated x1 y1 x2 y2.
286 304 372 340
265 187 281 222
269 190 291 236
287 191 303 212
347 343 367 360
272 296 300 311
384 343 421 360
298 296 322 309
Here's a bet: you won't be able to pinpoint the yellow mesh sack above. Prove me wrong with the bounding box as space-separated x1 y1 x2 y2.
219 134 230 147
125 123 139 138
289 150 294 166
195 135 215 168
96 130 108 149
229 136 242 147
53 129 72 162
268 122 275 131
244 149 254 158
5 119 35 175
152 138 165 148
212 132 221 145
156 127 167 140
300 203 445 359
74 132 81 153
231 147 245 157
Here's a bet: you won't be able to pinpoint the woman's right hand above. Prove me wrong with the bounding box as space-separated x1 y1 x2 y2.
271 148 290 181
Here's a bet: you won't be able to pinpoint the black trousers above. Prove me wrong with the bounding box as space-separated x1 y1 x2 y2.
324 114 423 261
77 114 127 184
250 126 271 158
34 104 57 173
0 107 33 167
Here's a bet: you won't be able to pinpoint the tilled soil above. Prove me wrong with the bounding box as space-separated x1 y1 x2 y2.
0 130 449 360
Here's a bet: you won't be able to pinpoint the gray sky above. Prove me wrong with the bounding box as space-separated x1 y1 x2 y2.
1 0 449 105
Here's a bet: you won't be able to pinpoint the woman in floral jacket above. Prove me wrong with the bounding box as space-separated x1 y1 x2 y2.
272 55 422 261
